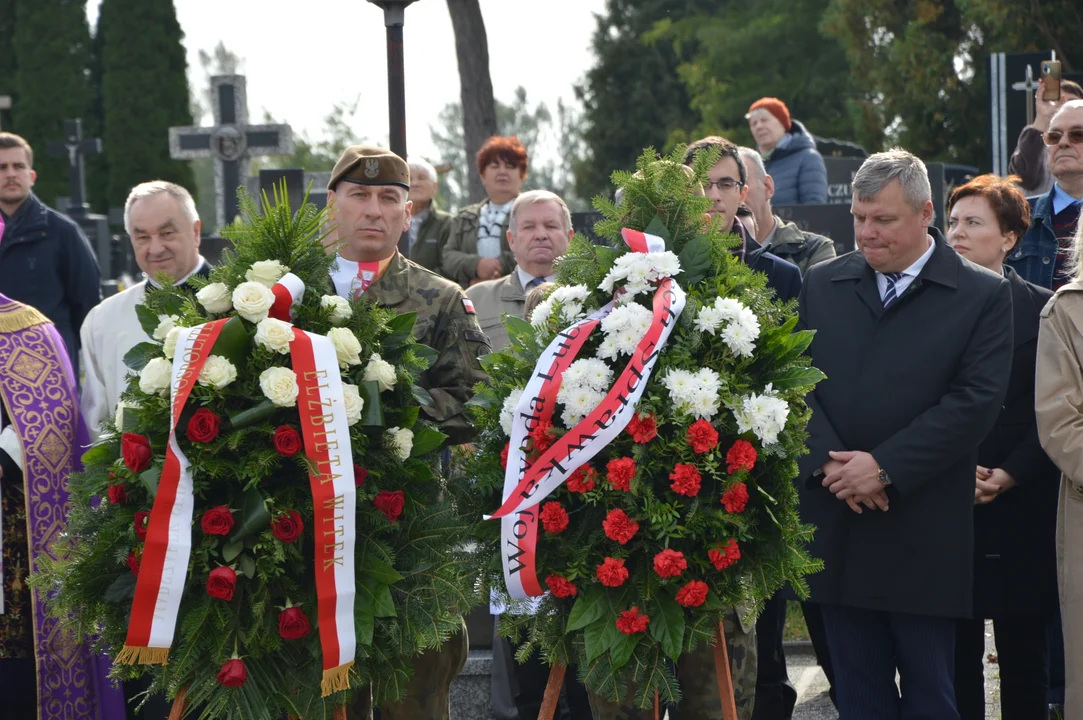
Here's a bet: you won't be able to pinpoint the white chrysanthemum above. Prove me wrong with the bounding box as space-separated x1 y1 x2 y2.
735 306 761 336
596 336 620 360
560 386 605 428
259 366 299 407
661 368 697 406
138 357 172 396
695 305 725 335
715 298 744 321
614 328 642 355
721 322 756 358
694 367 723 394
152 314 179 341
255 317 294 355
600 251 681 298
162 325 184 360
327 327 363 367
245 259 289 287
579 358 613 391
321 295 352 325
196 282 233 313
734 387 790 445
363 353 397 392
342 383 364 426
385 426 414 461
198 355 238 390
115 400 140 431
500 388 525 436
689 391 722 420
232 281 275 323
530 297 554 328
601 303 652 337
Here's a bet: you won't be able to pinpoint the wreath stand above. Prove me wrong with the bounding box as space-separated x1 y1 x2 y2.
538 620 739 720
168 688 348 720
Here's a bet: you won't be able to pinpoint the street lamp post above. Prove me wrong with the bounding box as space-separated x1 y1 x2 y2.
367 0 418 159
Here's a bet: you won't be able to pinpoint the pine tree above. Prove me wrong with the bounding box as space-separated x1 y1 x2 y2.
11 0 92 207
97 0 194 211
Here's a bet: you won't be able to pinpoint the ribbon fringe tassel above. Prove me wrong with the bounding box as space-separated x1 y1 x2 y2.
321 661 354 697
116 645 170 666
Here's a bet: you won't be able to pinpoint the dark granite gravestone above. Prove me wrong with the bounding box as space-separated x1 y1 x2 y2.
48 119 114 282
822 156 865 207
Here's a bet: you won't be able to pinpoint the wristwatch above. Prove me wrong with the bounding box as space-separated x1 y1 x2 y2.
877 466 892 487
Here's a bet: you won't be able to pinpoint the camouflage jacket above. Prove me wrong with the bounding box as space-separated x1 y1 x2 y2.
363 252 490 445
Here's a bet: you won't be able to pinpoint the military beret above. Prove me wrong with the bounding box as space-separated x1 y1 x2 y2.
328 145 411 191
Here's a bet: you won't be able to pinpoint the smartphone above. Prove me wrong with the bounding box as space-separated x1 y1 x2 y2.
1042 60 1062 101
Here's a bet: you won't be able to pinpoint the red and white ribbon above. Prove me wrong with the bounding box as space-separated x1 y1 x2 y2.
488 230 686 600
121 319 228 664
290 328 357 695
269 272 306 322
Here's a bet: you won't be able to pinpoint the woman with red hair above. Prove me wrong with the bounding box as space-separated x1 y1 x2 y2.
442 136 528 287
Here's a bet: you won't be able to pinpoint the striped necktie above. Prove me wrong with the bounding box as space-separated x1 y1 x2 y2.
882 272 904 308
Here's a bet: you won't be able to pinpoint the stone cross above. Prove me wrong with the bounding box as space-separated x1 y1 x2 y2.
1011 64 1041 127
168 75 294 229
47 119 102 221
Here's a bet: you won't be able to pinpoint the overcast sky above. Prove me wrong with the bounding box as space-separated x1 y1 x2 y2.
87 0 606 164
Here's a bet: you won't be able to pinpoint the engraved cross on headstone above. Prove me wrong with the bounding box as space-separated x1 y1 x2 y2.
1011 64 1042 127
168 75 293 229
47 118 102 221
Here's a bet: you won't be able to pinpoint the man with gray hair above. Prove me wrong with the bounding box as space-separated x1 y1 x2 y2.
797 149 1013 718
738 147 836 274
466 190 572 351
80 180 209 442
402 158 452 272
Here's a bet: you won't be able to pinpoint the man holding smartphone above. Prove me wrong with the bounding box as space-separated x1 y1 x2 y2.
1009 77 1082 195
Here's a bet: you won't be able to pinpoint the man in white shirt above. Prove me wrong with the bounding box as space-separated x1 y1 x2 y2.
466 190 573 350
80 181 208 441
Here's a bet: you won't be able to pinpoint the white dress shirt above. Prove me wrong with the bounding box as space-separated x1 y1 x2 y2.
515 267 554 292
875 235 936 303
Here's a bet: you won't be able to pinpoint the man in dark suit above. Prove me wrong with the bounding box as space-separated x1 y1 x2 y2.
798 149 1013 719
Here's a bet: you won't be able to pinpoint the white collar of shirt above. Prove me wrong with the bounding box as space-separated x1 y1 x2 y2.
516 266 554 292
875 235 935 302
1052 183 1083 215
146 255 207 288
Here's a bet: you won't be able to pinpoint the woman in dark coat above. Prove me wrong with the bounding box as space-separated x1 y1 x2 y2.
946 174 1060 719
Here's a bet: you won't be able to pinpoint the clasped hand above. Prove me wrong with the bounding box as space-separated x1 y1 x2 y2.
974 466 1016 505
822 450 889 514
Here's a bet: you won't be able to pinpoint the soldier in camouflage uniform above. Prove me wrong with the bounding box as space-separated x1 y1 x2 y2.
327 145 489 720
587 608 758 720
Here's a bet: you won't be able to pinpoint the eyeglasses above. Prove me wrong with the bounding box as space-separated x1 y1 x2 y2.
1042 129 1083 146
705 178 743 193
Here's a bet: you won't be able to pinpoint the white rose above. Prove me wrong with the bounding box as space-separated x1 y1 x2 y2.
152 314 179 341
342 383 364 426
259 366 299 407
327 327 363 367
363 353 397 392
162 326 184 359
196 283 233 314
232 281 276 323
385 426 413 461
198 355 238 390
139 357 172 396
114 400 140 431
245 259 289 287
255 317 294 355
321 295 352 325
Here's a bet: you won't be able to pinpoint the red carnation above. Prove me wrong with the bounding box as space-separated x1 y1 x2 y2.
272 510 304 543
602 508 640 545
709 539 742 571
500 443 510 469
653 549 688 579
721 482 750 514
107 484 128 505
121 433 152 473
676 580 709 608
626 413 658 443
596 557 629 587
726 440 758 474
669 463 702 497
134 511 150 541
686 419 720 454
606 457 635 492
539 502 569 534
127 550 140 577
200 505 234 536
206 566 237 601
273 425 303 457
216 658 247 688
545 575 578 599
566 465 597 494
186 408 220 444
373 490 405 523
354 465 368 487
530 420 555 452
278 606 311 640
615 606 650 635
